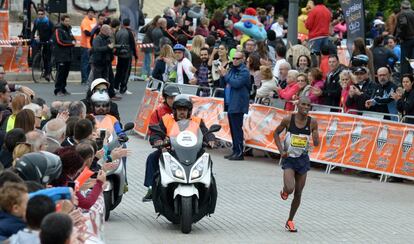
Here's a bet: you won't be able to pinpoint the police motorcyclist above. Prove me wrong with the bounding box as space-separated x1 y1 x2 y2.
82 78 121 121
143 94 216 202
91 90 127 141
142 84 180 202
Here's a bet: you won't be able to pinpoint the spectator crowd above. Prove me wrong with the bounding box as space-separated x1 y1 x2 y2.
0 70 129 242
138 0 414 124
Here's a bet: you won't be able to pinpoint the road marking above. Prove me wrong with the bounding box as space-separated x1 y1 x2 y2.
70 92 86 95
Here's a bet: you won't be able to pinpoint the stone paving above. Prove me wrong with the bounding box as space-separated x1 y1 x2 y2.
105 136 414 244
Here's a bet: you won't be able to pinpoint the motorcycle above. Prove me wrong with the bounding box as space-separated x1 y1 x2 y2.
149 120 221 234
101 122 135 221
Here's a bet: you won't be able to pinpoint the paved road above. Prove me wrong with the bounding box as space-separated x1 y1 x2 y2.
22 80 146 123
26 81 414 243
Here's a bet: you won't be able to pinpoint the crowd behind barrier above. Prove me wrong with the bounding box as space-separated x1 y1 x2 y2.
135 80 414 181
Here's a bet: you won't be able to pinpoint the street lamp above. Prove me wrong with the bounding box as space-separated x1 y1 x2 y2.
287 0 299 47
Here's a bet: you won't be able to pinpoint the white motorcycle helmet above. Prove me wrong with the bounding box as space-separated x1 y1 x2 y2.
91 91 110 115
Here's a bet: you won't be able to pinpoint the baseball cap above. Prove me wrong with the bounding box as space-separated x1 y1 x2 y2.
401 0 411 9
373 19 385 27
353 67 368 74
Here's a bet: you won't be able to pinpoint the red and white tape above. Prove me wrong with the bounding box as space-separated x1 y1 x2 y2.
0 39 31 45
137 43 154 48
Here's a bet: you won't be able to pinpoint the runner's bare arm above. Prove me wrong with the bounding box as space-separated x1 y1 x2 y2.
273 116 289 156
311 118 319 147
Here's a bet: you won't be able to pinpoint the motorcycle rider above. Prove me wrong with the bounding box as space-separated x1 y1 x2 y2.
91 91 127 141
142 84 181 202
144 94 216 202
91 91 129 191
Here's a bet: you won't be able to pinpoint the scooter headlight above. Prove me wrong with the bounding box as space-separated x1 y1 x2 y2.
191 154 209 180
165 154 185 180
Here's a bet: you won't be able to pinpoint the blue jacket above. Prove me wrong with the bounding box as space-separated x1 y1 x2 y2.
0 211 26 241
220 63 251 114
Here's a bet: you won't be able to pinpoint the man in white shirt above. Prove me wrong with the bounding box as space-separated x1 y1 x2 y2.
272 44 288 79
271 16 287 38
173 44 195 84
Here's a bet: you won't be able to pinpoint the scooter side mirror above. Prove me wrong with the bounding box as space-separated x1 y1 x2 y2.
208 124 221 133
149 125 166 137
122 122 135 132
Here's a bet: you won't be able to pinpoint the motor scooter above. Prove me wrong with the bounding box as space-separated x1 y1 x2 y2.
150 121 220 233
101 122 134 220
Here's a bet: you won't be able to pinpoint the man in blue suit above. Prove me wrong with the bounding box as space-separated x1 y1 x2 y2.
219 51 251 160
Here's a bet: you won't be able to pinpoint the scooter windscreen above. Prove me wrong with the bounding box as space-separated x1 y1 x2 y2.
169 120 203 165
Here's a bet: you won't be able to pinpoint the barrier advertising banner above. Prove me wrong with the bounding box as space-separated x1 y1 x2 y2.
340 0 366 54
134 89 160 136
0 11 9 40
134 89 414 180
0 46 30 71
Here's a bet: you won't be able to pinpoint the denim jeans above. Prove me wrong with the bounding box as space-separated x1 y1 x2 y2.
142 51 152 76
80 47 91 83
308 37 329 54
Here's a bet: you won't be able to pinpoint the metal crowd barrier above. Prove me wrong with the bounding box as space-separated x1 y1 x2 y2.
401 115 414 124
147 78 163 91
311 104 344 113
212 88 224 98
347 109 400 122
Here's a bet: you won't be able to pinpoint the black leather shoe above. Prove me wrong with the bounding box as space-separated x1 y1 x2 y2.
228 154 244 161
224 153 235 159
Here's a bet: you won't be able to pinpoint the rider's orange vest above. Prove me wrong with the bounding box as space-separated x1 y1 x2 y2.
94 114 118 135
161 114 202 137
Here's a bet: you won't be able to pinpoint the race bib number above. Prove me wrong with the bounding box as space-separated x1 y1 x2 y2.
290 135 308 148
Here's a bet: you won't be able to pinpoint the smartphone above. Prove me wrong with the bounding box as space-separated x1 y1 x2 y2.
99 129 106 140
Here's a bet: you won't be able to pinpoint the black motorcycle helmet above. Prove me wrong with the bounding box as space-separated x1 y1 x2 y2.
15 151 62 185
351 54 369 67
162 84 181 99
172 94 193 118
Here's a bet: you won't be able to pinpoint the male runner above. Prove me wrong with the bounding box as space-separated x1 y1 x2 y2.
273 96 319 232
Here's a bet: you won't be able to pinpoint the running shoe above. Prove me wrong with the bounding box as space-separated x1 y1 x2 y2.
280 190 289 200
285 220 297 232
142 188 152 202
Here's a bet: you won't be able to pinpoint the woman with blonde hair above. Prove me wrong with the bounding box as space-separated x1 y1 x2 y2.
256 65 278 99
152 44 177 82
12 143 33 167
190 35 206 70
4 93 31 132
195 17 210 37
339 69 357 112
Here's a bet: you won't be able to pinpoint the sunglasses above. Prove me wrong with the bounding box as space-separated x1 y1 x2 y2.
95 103 110 108
233 57 243 60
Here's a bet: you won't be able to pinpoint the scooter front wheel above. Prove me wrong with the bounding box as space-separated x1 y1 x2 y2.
180 196 193 234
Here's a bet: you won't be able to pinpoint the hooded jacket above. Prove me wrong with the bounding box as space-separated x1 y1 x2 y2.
0 211 26 241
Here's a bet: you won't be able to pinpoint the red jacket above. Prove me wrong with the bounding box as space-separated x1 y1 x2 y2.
278 82 301 111
305 4 331 40
148 103 173 133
